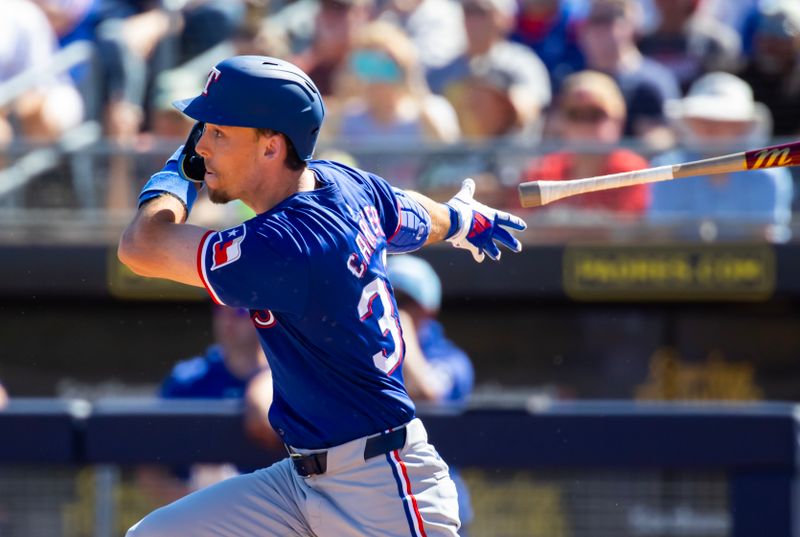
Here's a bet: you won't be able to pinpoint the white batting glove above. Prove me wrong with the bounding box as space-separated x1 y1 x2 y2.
445 178 527 262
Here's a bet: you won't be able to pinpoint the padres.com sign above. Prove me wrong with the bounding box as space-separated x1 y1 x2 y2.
563 244 775 301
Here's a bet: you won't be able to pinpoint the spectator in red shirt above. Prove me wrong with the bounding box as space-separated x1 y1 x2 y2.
521 69 650 214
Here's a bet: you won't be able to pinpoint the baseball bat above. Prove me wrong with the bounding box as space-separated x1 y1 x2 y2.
518 140 800 208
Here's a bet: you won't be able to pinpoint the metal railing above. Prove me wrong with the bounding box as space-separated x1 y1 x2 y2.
0 41 102 206
0 398 796 537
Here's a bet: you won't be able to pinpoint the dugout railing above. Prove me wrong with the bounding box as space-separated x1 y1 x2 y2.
0 398 796 537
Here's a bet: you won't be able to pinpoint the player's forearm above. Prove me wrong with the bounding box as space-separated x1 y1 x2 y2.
119 197 184 274
403 190 452 244
118 195 206 286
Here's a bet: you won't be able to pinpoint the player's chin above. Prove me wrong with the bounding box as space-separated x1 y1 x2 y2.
207 187 233 205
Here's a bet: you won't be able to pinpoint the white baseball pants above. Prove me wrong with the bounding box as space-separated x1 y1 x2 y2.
126 418 460 536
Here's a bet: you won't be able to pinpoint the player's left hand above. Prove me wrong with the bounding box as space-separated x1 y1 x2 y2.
445 178 527 262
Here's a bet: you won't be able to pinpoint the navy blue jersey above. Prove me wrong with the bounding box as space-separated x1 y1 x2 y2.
160 345 251 399
197 160 415 449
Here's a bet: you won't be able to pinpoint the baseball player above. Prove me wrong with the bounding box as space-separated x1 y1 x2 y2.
119 55 525 537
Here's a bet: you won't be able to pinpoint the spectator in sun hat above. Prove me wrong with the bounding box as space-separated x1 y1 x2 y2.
427 0 551 131
738 0 800 137
520 69 650 215
648 72 793 236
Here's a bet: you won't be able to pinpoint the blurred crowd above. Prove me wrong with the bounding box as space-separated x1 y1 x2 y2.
2 0 800 235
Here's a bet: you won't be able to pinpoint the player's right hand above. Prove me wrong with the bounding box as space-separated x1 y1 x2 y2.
177 121 206 183
445 178 527 262
136 123 204 210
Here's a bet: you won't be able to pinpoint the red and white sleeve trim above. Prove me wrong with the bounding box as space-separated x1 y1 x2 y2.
196 230 226 306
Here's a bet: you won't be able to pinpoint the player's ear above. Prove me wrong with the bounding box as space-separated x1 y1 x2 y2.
261 131 279 161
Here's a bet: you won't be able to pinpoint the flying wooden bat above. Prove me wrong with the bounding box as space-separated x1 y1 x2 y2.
518 140 800 208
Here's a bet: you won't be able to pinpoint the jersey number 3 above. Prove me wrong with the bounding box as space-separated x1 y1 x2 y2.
358 278 404 374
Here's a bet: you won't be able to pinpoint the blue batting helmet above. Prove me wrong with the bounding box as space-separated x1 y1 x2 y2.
173 56 325 161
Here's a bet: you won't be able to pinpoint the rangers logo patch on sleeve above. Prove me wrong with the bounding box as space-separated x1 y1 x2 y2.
211 224 246 270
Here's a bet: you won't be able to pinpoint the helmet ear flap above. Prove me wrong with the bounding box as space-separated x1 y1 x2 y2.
178 122 207 183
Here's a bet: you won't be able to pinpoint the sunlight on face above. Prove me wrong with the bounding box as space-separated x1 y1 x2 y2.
196 124 263 204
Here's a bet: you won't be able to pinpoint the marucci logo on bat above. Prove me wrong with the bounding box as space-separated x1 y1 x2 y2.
747 148 793 169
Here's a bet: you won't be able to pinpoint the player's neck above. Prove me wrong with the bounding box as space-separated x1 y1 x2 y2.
244 166 315 214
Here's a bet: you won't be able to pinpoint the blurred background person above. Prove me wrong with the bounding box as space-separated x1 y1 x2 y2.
648 72 793 240
420 0 551 204
520 70 650 215
328 21 460 187
137 305 279 506
638 0 742 92
738 0 800 138
159 305 270 403
290 0 374 97
445 52 545 142
700 0 760 52
97 0 246 209
0 0 85 143
418 51 543 206
511 0 586 91
386 254 475 536
30 0 99 89
577 0 680 149
427 0 551 126
0 381 7 409
377 0 467 71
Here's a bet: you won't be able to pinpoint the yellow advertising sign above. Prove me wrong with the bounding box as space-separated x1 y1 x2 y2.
107 248 207 301
564 244 775 301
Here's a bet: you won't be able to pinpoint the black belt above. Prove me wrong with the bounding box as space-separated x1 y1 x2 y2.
289 426 408 477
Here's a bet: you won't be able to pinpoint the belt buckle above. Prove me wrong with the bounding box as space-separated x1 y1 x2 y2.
290 451 326 477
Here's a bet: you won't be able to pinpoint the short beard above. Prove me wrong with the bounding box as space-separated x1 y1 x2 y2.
207 187 233 204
